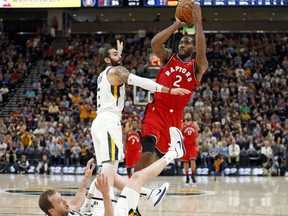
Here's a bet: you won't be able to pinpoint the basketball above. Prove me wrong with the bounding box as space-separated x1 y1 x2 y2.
175 0 194 26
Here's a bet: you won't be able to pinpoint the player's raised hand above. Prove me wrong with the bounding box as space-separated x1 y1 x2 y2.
170 88 191 95
174 16 188 28
83 158 95 181
95 173 110 195
117 40 123 56
191 1 202 23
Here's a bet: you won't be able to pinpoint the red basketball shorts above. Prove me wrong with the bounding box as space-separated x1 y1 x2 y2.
141 102 183 154
180 144 197 161
125 150 141 168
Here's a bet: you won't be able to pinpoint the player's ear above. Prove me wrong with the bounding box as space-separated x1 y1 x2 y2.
48 208 54 215
104 57 111 64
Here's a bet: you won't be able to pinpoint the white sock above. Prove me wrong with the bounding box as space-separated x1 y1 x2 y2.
140 187 152 199
163 151 176 164
117 188 139 211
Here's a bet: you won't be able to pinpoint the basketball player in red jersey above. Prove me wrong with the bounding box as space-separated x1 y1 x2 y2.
180 112 200 185
124 119 142 178
135 2 208 171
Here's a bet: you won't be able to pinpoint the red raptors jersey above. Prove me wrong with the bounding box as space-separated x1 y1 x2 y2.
125 130 141 153
182 122 197 146
154 53 199 110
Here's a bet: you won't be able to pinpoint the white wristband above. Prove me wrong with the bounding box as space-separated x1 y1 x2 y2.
127 73 163 92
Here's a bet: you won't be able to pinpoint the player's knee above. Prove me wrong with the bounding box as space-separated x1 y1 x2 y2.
130 171 143 185
141 135 156 153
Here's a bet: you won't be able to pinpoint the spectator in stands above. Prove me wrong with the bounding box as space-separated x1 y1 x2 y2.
36 154 50 174
49 140 62 165
236 134 246 150
16 154 30 174
244 135 259 157
5 141 17 164
63 138 71 166
0 119 7 141
21 131 32 149
0 85 9 102
70 142 81 166
25 113 35 131
17 121 26 134
227 138 240 167
10 69 21 86
48 102 59 120
79 100 90 123
0 154 7 173
271 138 285 167
219 139 228 163
32 79 41 92
25 88 36 101
207 137 220 173
80 143 91 166
0 140 7 157
260 140 273 167
253 123 262 138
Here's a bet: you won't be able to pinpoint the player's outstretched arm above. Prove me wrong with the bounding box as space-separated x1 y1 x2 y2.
69 158 95 211
111 66 191 95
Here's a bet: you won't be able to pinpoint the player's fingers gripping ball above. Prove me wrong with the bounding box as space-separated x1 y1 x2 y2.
175 0 194 26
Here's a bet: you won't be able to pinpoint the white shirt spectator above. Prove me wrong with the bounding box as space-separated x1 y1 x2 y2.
0 142 7 157
261 145 273 158
228 143 240 157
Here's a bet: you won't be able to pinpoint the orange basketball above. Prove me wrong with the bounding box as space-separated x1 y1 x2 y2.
175 0 194 26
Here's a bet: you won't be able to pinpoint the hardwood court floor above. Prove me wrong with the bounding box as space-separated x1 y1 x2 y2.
0 174 287 216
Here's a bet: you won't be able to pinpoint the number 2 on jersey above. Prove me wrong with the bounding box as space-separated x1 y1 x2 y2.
173 75 182 87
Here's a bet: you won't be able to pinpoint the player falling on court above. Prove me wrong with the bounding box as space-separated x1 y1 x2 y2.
180 112 200 185
124 118 142 178
135 2 208 171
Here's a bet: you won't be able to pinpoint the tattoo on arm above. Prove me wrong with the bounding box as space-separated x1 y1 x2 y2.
114 66 130 83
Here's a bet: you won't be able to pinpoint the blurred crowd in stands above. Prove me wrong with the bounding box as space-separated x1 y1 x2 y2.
0 27 287 176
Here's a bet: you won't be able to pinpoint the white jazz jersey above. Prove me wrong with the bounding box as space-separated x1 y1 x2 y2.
92 66 125 165
96 66 125 118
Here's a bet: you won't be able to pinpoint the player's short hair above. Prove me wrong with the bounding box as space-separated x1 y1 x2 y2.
181 35 196 46
38 189 56 216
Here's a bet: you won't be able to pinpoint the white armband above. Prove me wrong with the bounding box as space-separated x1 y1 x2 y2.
127 73 163 92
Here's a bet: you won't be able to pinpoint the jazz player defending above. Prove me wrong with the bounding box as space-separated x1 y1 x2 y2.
135 2 208 171
124 118 142 178
90 43 190 214
180 112 200 185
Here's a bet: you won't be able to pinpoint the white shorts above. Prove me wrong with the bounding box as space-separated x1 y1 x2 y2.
91 112 124 166
90 197 117 216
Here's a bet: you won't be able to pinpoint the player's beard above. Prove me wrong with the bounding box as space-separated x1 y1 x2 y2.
110 58 122 67
178 49 194 61
185 117 192 121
